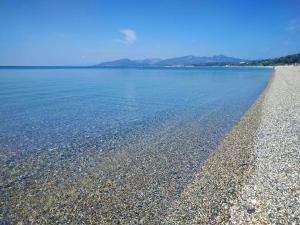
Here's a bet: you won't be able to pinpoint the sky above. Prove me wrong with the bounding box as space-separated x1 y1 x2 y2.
0 0 300 65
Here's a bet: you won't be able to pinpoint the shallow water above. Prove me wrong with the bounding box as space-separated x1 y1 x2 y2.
0 67 271 223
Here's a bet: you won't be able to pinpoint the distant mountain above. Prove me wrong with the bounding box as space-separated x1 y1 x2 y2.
156 55 242 66
98 58 162 67
134 58 162 65
95 55 244 67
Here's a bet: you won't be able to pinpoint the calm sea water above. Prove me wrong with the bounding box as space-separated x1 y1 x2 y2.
0 67 271 223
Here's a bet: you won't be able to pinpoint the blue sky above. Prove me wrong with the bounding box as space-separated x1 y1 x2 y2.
0 0 300 65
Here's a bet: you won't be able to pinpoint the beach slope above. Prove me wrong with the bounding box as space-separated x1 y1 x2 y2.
165 66 300 224
231 66 300 224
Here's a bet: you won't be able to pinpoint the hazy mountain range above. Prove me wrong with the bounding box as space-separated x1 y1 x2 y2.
96 55 245 67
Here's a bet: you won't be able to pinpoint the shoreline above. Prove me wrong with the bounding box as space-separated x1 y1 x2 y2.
1 68 271 224
165 69 271 224
231 66 300 224
1 67 287 224
166 66 299 224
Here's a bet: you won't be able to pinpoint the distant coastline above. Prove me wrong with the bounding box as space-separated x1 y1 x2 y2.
1 53 299 69
0 65 273 70
95 53 300 68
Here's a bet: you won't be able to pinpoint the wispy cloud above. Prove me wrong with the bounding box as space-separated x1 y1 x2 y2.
118 29 137 44
287 19 300 32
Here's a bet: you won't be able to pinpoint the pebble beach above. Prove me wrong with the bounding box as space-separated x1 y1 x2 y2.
231 66 300 224
1 66 299 224
166 66 300 224
0 67 270 224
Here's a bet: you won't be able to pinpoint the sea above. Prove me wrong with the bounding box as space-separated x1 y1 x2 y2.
0 67 271 223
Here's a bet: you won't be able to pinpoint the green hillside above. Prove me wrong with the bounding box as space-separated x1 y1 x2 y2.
250 53 300 66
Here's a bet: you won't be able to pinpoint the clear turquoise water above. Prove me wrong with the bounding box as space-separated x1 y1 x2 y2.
0 67 270 156
0 67 271 223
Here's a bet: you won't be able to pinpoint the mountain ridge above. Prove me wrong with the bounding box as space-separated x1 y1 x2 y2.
96 55 245 67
